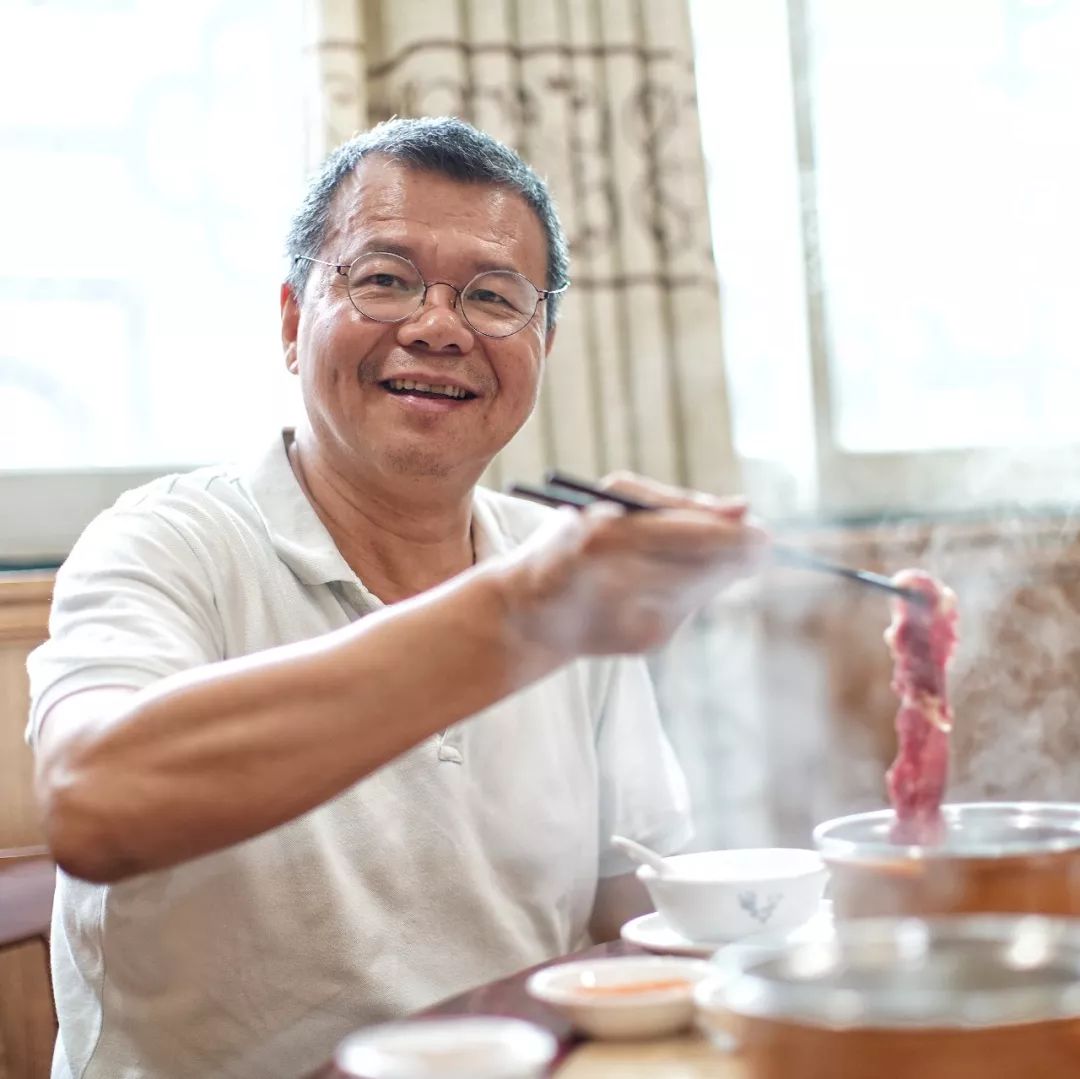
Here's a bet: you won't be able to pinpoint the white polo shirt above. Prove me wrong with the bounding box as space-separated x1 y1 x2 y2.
27 431 692 1079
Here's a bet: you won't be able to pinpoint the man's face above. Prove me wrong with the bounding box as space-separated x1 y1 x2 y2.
281 156 554 485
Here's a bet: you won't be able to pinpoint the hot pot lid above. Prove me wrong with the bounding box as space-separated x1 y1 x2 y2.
700 915 1080 1030
814 802 1080 861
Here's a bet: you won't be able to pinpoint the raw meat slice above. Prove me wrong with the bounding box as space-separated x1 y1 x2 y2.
884 570 959 843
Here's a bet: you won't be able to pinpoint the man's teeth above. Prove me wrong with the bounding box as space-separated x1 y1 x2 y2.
386 379 469 399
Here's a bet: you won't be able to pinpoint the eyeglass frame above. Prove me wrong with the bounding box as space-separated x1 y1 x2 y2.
293 252 570 339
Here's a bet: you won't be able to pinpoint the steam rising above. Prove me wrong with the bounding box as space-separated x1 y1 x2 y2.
649 513 1080 847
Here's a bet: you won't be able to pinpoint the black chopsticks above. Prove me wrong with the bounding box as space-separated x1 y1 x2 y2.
768 547 930 605
508 471 930 607
508 475 652 514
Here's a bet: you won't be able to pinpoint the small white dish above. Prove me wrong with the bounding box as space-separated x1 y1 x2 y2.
335 1016 556 1078
637 848 829 943
621 900 835 957
525 955 711 1040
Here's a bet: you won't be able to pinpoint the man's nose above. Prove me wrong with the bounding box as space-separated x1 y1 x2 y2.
395 282 475 354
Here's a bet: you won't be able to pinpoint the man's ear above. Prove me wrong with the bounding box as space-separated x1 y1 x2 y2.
281 283 300 375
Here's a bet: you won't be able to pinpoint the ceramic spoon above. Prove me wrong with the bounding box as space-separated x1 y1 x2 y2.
610 834 670 876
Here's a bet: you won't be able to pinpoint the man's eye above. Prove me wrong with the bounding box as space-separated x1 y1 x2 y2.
468 288 509 305
358 273 407 288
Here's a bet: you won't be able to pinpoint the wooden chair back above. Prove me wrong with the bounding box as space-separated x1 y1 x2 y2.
0 843 57 1055
0 846 55 952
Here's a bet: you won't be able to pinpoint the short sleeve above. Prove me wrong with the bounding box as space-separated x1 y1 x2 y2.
595 657 694 878
26 502 224 746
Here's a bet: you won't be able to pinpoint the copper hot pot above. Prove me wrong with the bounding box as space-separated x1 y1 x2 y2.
814 802 1080 919
695 915 1080 1079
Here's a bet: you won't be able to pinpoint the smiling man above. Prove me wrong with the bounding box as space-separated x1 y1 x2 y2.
27 117 766 1079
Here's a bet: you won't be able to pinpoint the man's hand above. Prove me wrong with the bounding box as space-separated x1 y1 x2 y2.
498 472 769 660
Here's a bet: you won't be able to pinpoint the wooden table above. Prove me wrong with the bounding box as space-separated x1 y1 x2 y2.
308 940 746 1077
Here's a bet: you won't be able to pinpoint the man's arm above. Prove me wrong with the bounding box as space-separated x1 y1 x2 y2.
37 479 765 885
588 872 653 943
37 564 563 884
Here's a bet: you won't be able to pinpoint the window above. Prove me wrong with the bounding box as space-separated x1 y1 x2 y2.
691 0 1080 517
0 0 304 561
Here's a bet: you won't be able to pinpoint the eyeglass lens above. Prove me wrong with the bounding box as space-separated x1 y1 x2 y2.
345 252 539 337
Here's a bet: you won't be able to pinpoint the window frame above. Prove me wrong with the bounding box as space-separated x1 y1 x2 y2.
786 0 1080 518
0 468 185 566
0 0 306 564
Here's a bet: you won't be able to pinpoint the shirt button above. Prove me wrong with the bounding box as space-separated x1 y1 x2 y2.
437 742 464 764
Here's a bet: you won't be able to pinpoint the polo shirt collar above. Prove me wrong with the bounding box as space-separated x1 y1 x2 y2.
243 429 510 586
242 430 354 586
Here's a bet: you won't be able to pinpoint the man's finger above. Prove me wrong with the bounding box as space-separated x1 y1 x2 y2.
582 507 770 562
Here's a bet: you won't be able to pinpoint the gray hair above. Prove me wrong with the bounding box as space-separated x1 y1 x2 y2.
285 116 570 329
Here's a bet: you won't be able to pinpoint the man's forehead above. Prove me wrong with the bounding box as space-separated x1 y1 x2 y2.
324 156 547 270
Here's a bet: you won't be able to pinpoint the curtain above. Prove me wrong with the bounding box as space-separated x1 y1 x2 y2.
302 0 739 495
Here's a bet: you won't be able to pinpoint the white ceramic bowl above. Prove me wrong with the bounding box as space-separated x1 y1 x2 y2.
335 1017 556 1078
637 848 829 943
526 955 711 1040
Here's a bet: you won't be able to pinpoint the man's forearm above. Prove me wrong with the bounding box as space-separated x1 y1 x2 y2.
38 562 566 883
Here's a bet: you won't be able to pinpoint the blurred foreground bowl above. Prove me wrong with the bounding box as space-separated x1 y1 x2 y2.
334 1016 556 1079
696 915 1080 1079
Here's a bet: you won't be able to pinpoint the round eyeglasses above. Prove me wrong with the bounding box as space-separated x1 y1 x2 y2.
294 251 569 339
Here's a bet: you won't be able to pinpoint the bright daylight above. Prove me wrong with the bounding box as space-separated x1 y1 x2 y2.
2 3 1079 1078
